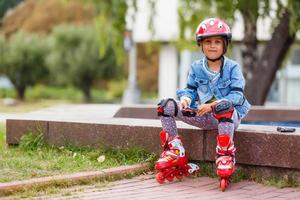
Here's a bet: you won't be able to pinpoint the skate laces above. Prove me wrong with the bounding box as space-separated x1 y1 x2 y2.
216 142 236 164
216 142 236 155
216 155 234 166
168 137 185 157
158 148 182 162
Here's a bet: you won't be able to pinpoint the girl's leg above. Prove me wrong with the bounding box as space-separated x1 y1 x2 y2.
218 109 240 139
160 98 240 135
156 99 201 181
177 110 219 130
159 99 178 137
160 99 219 137
212 100 241 185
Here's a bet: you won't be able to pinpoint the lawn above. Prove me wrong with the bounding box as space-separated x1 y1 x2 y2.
0 123 154 183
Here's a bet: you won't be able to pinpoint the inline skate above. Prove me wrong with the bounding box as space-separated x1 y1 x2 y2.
155 131 199 184
216 134 236 191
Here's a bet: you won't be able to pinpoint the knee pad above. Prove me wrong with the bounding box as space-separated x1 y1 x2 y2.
157 98 178 117
212 100 234 123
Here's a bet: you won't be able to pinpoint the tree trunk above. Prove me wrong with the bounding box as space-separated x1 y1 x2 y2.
244 11 295 105
16 86 26 101
240 12 258 82
82 86 91 103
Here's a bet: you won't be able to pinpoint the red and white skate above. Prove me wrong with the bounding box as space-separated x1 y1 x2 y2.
216 134 236 192
156 162 199 184
155 131 199 184
216 155 235 191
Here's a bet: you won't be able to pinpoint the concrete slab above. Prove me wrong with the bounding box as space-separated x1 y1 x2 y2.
5 104 300 171
114 105 300 122
5 104 121 122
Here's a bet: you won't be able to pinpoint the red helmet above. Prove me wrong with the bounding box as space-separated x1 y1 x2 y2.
195 18 231 45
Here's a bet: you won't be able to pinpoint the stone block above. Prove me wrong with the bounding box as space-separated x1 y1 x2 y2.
114 106 300 123
47 121 162 154
6 115 300 170
244 107 300 122
46 121 204 160
6 119 48 145
113 106 157 119
204 129 300 169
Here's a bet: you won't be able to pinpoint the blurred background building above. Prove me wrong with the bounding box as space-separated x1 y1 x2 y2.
128 0 300 106
0 0 299 106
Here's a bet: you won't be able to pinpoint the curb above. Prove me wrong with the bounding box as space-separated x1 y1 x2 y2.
0 162 151 196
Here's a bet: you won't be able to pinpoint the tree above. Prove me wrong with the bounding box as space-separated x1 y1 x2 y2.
46 24 120 102
0 0 23 19
72 0 139 65
0 34 4 64
0 31 48 100
178 0 300 105
1 0 95 36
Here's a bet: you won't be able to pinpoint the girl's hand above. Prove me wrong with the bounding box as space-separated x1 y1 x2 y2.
196 101 218 116
179 99 189 110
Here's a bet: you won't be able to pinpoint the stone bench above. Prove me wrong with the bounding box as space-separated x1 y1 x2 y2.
113 105 300 122
6 115 300 170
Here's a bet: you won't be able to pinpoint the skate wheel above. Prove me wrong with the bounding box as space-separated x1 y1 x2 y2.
166 175 174 182
156 172 165 184
220 179 227 192
175 174 183 180
183 171 189 177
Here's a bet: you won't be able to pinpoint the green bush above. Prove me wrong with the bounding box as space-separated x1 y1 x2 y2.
106 79 127 99
46 24 122 102
26 85 82 102
0 31 49 100
0 85 123 103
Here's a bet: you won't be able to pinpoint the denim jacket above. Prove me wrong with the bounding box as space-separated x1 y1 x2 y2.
176 56 251 119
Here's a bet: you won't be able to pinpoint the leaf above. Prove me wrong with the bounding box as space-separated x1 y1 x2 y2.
97 155 105 163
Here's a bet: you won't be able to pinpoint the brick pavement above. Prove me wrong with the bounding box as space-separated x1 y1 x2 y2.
10 174 299 200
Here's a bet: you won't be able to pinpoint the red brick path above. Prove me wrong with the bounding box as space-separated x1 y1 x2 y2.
21 174 300 200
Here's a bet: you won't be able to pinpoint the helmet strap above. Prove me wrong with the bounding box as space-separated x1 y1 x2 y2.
201 46 223 62
206 55 223 62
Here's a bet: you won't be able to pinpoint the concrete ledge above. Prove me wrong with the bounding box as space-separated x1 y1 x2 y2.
6 120 48 144
7 118 204 160
113 105 300 122
205 129 300 169
6 118 300 170
0 162 150 196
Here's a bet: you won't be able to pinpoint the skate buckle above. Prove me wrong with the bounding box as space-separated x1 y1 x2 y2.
187 163 199 174
218 165 232 170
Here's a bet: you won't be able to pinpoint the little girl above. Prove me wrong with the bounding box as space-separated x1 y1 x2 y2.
155 18 251 190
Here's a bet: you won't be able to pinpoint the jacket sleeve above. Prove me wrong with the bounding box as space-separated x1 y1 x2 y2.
222 65 246 106
176 63 198 102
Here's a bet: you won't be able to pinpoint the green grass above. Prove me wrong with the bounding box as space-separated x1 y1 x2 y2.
0 123 155 183
256 175 300 188
0 123 5 149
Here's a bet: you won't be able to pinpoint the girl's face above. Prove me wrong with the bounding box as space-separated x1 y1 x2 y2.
202 36 224 60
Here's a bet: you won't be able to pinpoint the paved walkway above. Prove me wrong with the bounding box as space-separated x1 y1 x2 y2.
9 174 299 200
2 104 300 199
